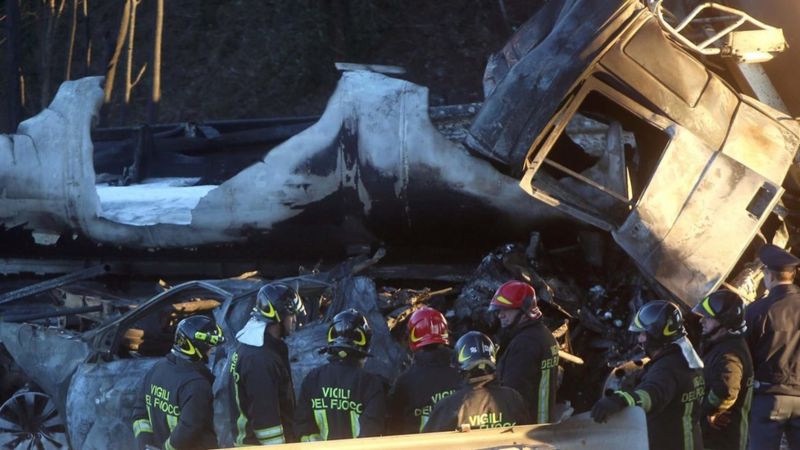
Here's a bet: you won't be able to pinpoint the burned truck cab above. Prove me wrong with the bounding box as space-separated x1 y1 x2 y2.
467 0 800 306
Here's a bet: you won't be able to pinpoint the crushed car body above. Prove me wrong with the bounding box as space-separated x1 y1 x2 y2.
0 253 410 449
467 0 800 306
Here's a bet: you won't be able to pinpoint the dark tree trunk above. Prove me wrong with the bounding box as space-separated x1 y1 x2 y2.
4 0 23 132
147 0 164 124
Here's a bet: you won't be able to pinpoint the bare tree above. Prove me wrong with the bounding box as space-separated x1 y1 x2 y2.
38 0 68 109
65 0 78 80
104 0 132 104
124 0 147 107
83 0 92 74
147 0 164 123
4 0 23 132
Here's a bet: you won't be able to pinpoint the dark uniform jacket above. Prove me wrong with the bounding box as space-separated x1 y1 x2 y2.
132 353 216 450
745 283 800 396
496 319 559 423
699 332 754 450
422 374 531 432
226 334 295 445
615 345 705 450
387 346 462 434
296 357 388 441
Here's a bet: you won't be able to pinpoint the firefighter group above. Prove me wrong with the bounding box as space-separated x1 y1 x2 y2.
131 244 800 450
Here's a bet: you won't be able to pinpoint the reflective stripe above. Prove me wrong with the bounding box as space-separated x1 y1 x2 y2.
350 410 361 438
254 424 284 440
166 414 178 432
260 435 286 445
164 437 177 450
418 415 429 433
634 389 652 412
682 401 694 450
232 365 248 447
538 369 551 423
739 380 754 450
614 391 635 407
132 419 153 437
701 297 716 317
301 434 322 442
314 409 329 441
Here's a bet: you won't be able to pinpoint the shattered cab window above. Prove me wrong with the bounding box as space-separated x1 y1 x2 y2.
536 91 670 227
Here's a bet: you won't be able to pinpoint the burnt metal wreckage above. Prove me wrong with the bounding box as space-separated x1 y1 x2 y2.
1 0 800 448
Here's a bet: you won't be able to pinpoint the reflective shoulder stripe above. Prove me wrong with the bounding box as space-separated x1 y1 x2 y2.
633 389 652 412
254 424 284 440
164 437 177 450
614 391 636 407
132 419 153 437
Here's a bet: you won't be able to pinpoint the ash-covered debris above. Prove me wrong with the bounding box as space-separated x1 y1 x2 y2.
0 234 695 447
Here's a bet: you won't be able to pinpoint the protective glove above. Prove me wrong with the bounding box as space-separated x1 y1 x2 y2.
707 411 732 430
591 393 628 423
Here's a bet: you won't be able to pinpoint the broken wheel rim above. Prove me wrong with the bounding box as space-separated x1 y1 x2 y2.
0 390 69 449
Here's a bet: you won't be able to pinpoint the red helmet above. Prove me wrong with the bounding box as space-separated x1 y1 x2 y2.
489 281 540 318
407 307 449 351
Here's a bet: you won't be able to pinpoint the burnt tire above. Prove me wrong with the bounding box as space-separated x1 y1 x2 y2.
0 389 69 449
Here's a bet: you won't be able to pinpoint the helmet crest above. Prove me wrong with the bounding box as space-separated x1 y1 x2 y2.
691 289 746 333
407 307 449 351
488 281 540 318
629 300 686 346
172 315 224 362
453 331 497 374
252 283 304 324
326 309 372 357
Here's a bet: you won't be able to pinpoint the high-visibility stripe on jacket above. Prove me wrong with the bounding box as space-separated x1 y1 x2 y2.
496 320 559 423
131 353 217 450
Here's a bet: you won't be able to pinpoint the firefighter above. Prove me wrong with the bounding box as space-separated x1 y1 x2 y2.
296 309 388 441
388 307 462 434
745 244 800 450
422 331 530 432
489 280 559 423
226 283 303 445
591 300 706 450
132 315 223 450
691 289 754 450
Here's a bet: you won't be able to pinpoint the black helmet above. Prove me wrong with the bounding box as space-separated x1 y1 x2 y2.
326 309 372 357
252 283 304 324
454 331 497 374
172 315 224 361
629 300 686 345
692 290 746 332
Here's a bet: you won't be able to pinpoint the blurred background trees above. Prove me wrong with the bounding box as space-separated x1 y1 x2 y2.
0 0 541 133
